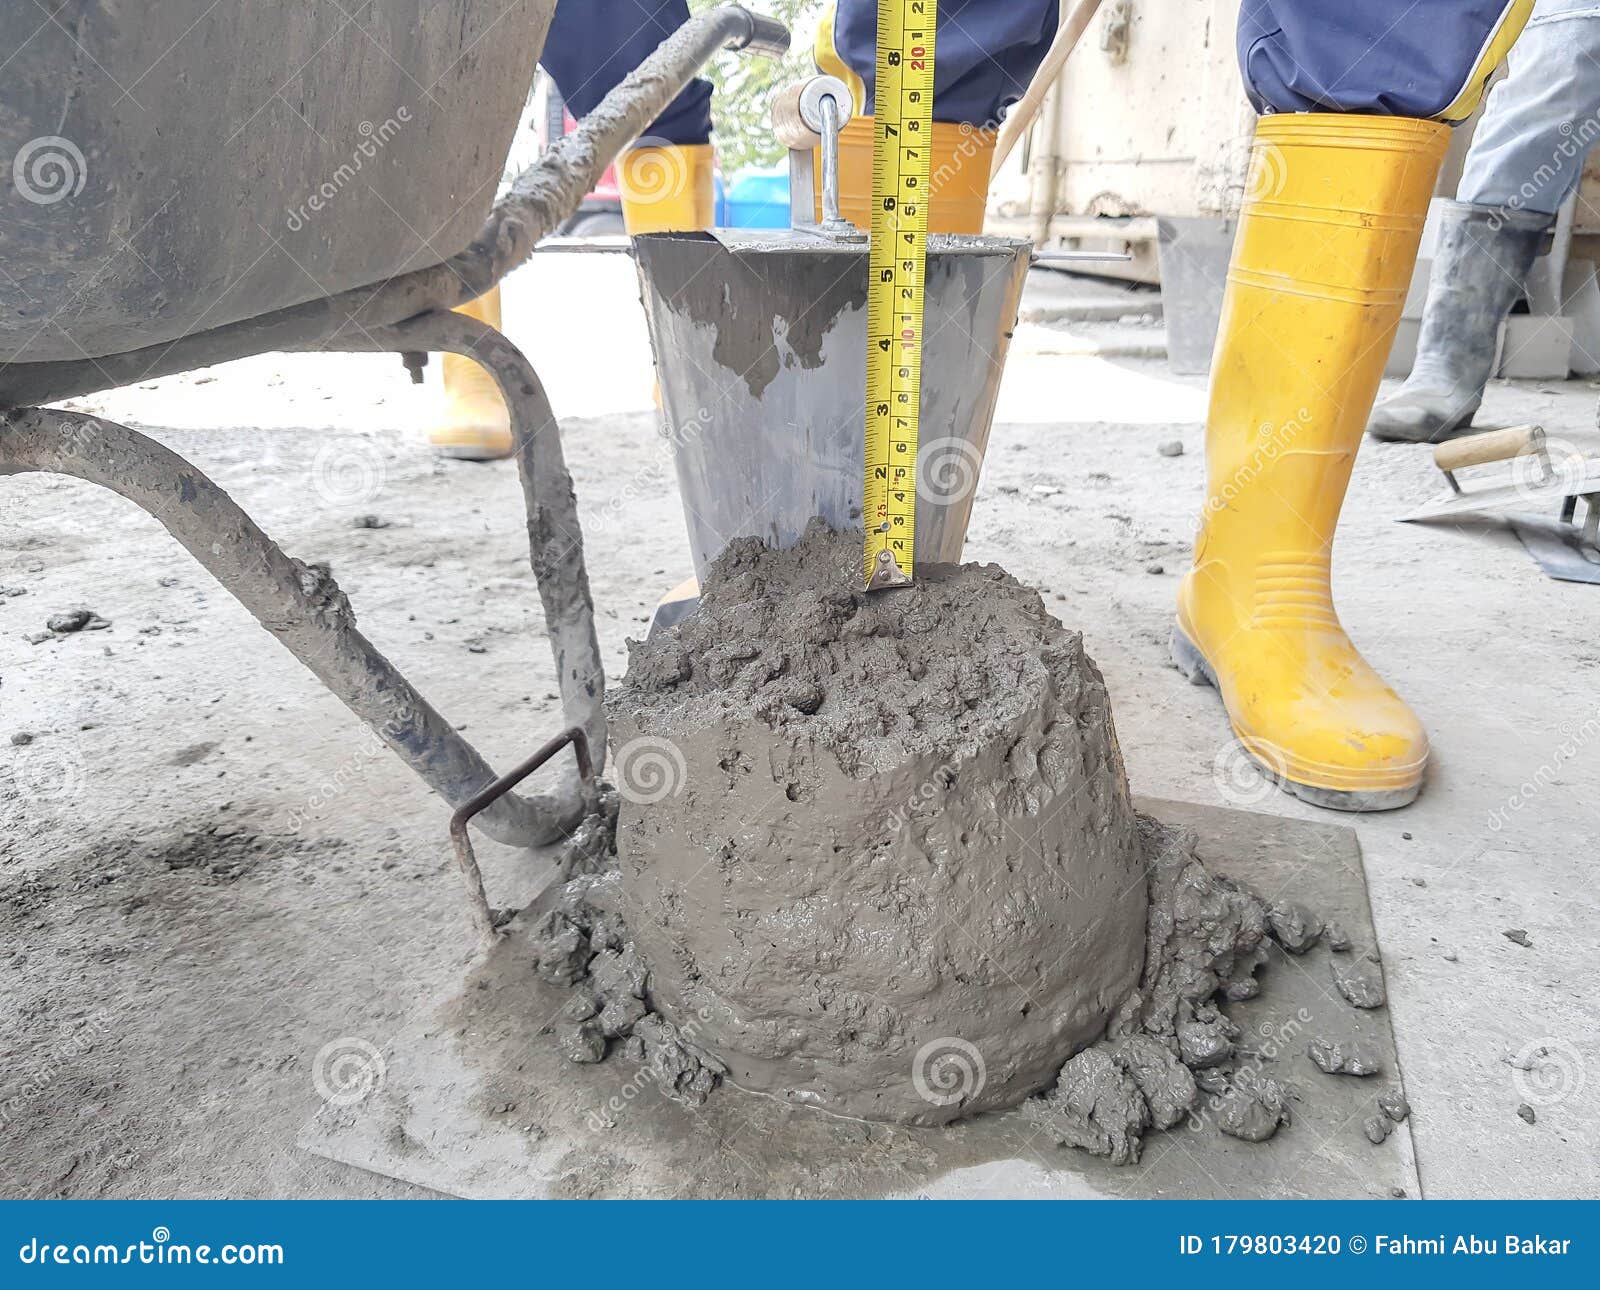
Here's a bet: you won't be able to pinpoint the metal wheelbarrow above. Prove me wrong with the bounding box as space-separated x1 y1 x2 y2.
0 2 789 940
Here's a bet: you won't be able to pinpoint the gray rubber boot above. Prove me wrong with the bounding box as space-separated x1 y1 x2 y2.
1368 201 1551 444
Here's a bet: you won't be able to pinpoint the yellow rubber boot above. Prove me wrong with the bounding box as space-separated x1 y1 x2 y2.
1173 113 1450 812
619 142 714 421
432 287 513 461
618 143 716 234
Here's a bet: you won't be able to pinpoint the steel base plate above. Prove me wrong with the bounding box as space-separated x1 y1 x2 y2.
300 797 1417 1199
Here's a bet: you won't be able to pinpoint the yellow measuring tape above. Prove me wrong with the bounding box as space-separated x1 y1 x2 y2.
862 0 937 590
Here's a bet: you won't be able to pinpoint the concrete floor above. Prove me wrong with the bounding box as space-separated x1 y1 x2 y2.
1 256 1594 1198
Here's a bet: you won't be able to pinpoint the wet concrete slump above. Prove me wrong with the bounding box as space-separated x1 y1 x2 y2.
607 522 1146 1124
517 527 1390 1165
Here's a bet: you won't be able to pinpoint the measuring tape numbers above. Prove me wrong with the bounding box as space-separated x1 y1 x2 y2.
862 0 937 591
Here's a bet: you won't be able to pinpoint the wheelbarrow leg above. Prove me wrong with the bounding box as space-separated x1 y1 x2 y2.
312 308 608 781
0 407 591 855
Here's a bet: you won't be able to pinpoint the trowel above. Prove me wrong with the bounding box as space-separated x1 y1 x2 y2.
1399 424 1600 583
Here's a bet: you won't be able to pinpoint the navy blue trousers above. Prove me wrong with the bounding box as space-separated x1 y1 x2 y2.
541 0 1528 140
541 0 712 146
829 0 1060 124
1238 1 1528 120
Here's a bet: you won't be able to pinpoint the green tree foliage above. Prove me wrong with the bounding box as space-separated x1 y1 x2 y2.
690 0 827 174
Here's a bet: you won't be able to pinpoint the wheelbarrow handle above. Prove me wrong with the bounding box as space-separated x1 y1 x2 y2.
730 6 793 58
0 6 793 409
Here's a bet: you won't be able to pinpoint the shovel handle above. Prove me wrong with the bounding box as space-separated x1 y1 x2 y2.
1433 424 1546 473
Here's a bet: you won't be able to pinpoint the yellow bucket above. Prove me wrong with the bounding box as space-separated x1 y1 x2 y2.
814 117 995 235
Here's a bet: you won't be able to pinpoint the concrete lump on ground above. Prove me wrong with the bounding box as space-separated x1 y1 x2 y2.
1023 816 1302 1163
525 787 725 1108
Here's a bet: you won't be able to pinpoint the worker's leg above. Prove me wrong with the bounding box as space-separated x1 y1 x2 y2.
434 0 714 461
1177 0 1533 810
1237 0 1529 121
540 0 715 233
1371 0 1600 443
818 0 1059 232
434 287 513 461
